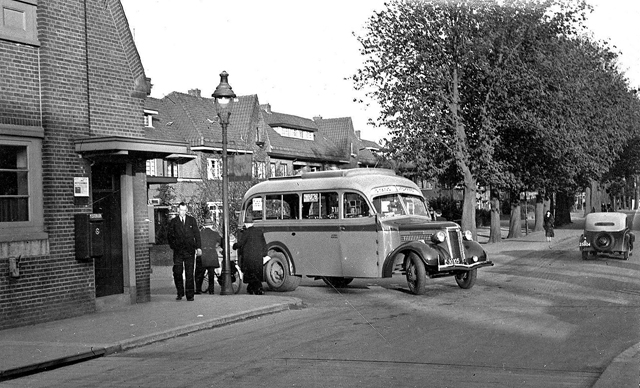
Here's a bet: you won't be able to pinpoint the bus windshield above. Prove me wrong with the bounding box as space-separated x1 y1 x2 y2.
372 194 432 219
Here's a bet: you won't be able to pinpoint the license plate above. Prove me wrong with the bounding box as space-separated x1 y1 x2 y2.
579 241 591 247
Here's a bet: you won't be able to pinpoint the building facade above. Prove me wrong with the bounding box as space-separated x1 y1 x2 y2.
0 0 186 329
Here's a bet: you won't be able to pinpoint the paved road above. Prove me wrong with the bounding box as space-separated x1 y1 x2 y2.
6 223 639 388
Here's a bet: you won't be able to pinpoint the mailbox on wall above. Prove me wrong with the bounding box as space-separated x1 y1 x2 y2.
75 213 104 260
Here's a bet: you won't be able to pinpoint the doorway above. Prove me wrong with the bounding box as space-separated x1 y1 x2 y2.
91 163 124 297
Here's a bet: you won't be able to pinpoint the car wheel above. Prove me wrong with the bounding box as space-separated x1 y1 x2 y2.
455 268 477 289
405 252 426 295
265 250 301 292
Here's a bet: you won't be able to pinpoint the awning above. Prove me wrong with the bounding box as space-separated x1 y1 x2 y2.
166 153 197 163
75 136 190 161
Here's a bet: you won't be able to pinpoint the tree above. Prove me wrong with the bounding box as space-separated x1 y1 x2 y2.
353 0 582 238
354 0 639 239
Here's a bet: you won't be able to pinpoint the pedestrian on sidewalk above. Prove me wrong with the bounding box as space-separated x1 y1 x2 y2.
168 202 202 301
543 210 555 247
195 215 221 295
233 213 268 295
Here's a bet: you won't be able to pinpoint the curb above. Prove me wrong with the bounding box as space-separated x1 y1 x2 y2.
111 301 300 354
0 348 105 381
592 342 640 388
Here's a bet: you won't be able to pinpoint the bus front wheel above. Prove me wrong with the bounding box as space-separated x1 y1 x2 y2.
405 253 426 295
265 251 301 292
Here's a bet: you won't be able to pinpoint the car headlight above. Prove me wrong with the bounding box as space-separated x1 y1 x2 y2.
431 231 446 243
463 230 473 241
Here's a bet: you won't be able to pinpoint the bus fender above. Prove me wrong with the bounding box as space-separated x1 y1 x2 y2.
265 241 296 274
381 241 442 278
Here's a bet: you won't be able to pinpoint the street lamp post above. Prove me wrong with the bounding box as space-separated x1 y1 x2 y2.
212 71 236 295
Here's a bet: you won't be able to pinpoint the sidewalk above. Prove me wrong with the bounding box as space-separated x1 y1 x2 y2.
0 270 301 380
0 213 637 387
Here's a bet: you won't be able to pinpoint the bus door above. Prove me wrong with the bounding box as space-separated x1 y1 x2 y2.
339 192 379 278
297 191 342 277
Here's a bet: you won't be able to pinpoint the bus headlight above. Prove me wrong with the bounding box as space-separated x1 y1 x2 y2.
431 231 446 243
471 255 479 262
463 230 473 241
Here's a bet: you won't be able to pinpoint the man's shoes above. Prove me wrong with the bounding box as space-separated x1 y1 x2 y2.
255 289 264 295
195 291 202 295
176 296 183 301
187 297 194 301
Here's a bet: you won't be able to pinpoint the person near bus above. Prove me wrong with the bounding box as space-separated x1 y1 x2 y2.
233 214 267 295
167 202 202 301
195 216 221 295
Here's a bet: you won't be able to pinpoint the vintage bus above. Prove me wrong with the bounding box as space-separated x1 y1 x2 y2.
239 168 493 295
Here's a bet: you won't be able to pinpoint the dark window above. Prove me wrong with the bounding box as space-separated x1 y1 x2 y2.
0 144 28 222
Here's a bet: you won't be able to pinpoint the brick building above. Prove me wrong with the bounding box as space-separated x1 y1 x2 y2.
0 0 186 329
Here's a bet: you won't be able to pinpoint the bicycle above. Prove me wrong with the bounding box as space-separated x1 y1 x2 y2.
199 260 243 294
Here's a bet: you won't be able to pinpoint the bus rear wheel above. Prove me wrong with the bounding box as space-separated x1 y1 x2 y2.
405 253 426 295
265 250 301 292
322 277 354 289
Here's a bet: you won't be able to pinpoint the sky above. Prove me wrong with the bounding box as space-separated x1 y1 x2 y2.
120 0 640 144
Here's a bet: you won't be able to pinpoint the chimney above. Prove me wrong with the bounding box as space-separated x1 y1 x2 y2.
355 130 361 140
260 103 272 114
188 88 201 97
313 115 323 121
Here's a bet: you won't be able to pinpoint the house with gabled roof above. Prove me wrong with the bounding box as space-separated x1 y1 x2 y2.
260 104 345 175
143 90 271 238
144 91 382 239
313 116 379 168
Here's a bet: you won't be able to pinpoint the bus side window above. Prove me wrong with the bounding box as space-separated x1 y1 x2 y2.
344 192 371 218
282 193 299 220
322 192 339 219
265 194 298 220
302 192 338 219
265 195 280 220
302 193 319 219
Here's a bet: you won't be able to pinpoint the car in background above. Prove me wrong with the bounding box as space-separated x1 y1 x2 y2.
579 212 634 260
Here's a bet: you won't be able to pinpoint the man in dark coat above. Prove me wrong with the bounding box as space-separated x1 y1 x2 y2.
233 214 267 295
167 202 201 301
195 217 221 294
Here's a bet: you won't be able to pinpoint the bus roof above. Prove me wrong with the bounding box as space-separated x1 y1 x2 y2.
244 168 422 199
